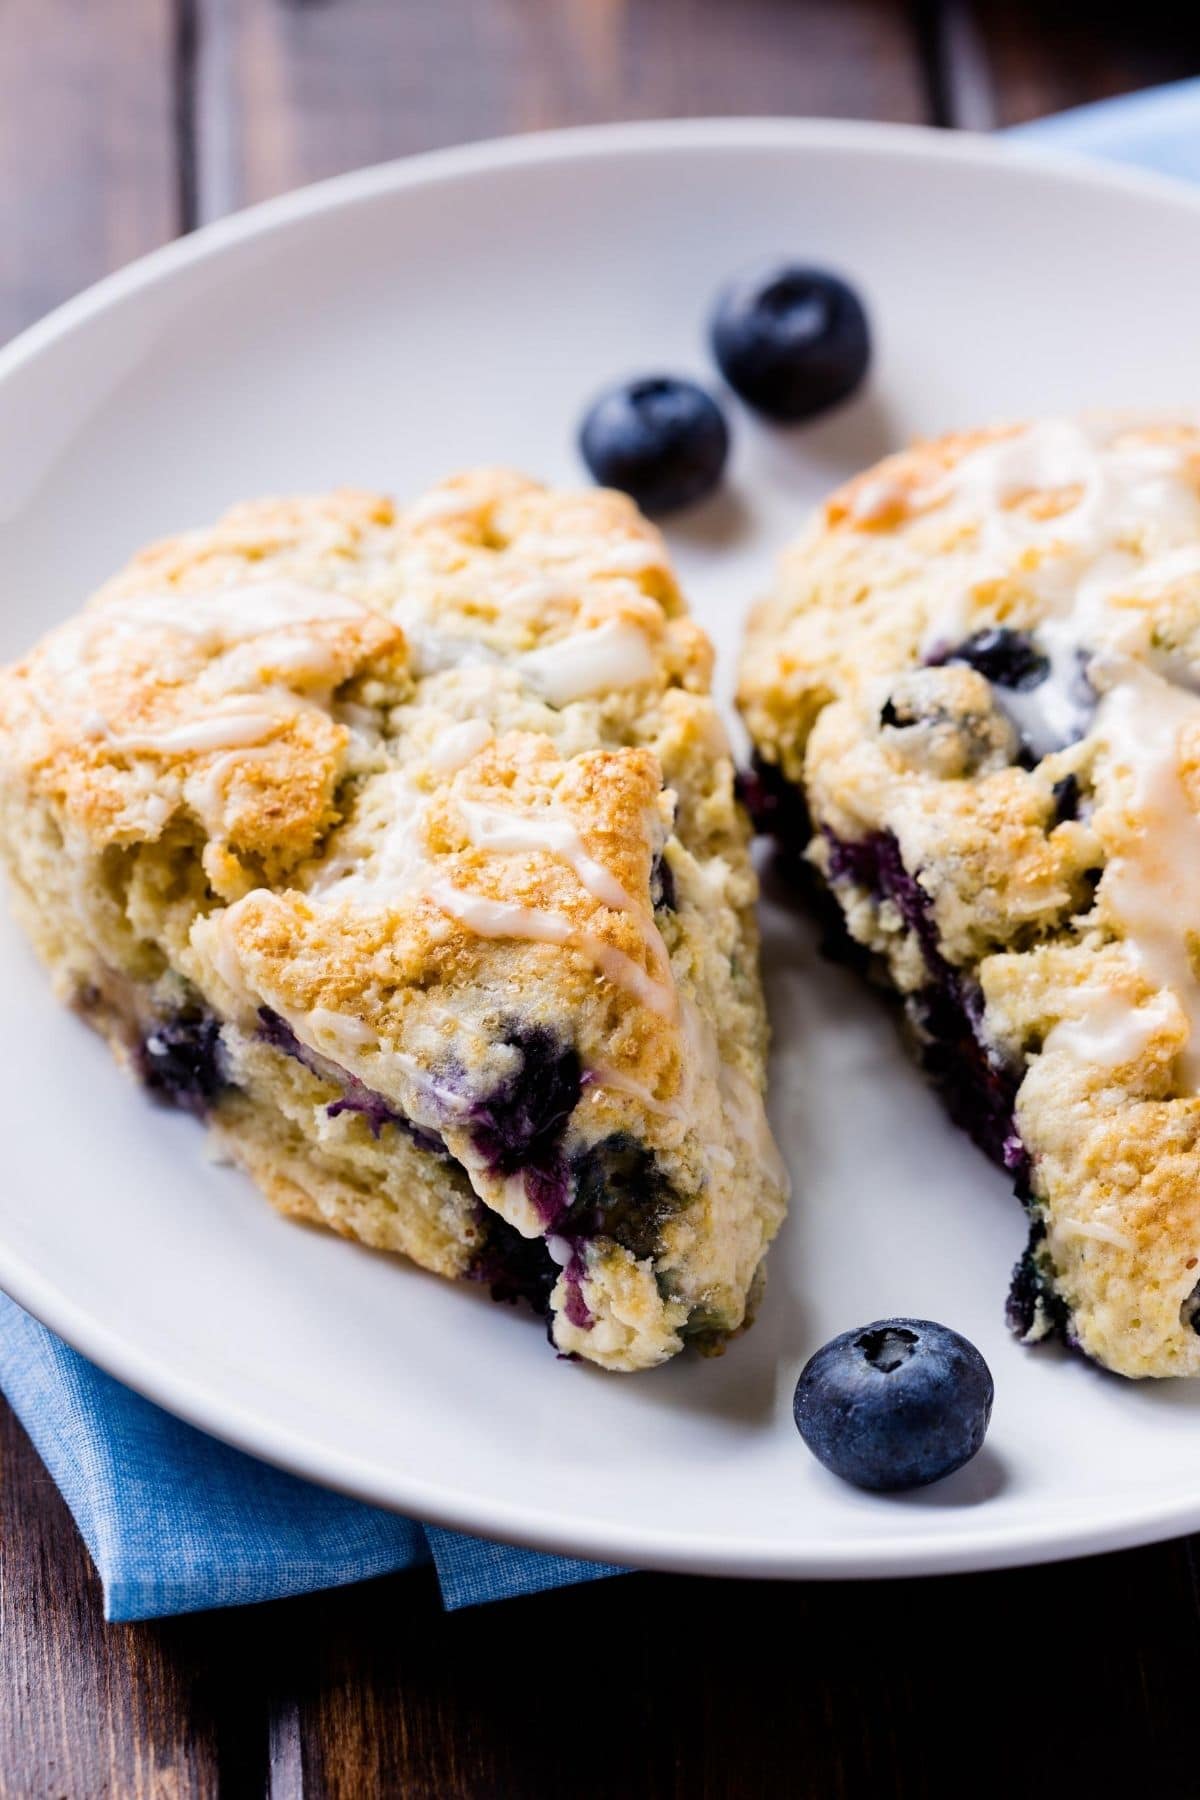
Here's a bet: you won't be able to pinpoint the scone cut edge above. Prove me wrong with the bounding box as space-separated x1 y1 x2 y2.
0 471 788 1372
740 415 1200 1379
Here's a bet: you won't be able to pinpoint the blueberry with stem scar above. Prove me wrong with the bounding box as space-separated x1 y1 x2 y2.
579 377 729 516
793 1317 994 1492
711 261 870 422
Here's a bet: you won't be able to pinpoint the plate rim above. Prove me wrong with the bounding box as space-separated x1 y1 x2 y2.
6 114 1200 1580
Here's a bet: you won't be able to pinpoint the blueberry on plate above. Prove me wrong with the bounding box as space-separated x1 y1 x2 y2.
793 1318 993 1492
578 376 729 515
711 261 870 422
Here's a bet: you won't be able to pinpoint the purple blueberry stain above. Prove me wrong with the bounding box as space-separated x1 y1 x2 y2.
737 754 812 846
468 1130 679 1339
927 627 1049 692
557 1240 594 1329
258 1008 668 1343
136 1010 229 1118
1007 1221 1071 1344
1182 1276 1200 1337
824 827 944 979
926 629 1095 762
809 817 1077 1345
521 1161 572 1229
821 827 1025 1173
467 1214 591 1333
650 850 677 912
557 1134 678 1262
1050 772 1080 826
257 1006 446 1153
468 1211 559 1316
466 1026 582 1227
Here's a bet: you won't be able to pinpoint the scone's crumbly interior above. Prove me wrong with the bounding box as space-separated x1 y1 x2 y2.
740 415 1200 1379
0 471 787 1372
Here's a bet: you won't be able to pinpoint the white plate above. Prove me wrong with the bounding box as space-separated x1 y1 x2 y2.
5 119 1200 1580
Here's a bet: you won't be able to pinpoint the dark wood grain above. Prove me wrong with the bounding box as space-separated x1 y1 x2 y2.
966 0 1200 126
6 3 1200 1796
8 1381 1200 1800
0 0 180 344
218 1539 1200 1799
0 1401 280 1798
187 0 927 219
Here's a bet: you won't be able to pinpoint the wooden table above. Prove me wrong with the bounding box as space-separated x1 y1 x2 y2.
3 4 1200 1793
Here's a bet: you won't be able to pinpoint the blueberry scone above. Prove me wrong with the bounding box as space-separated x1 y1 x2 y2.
740 415 1200 1379
0 472 787 1371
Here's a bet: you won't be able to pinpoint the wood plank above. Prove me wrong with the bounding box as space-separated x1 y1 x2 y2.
0 7 239 1791
966 0 1200 126
190 0 927 219
913 0 997 129
279 1542 1200 1799
8 7 1200 1798
0 0 179 343
0 1398 263 1797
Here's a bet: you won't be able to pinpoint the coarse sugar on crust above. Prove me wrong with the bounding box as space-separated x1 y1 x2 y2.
0 470 787 1371
740 415 1200 1378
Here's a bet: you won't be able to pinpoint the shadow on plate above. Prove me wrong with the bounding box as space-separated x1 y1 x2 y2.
663 481 755 552
752 383 900 490
883 1443 1008 1510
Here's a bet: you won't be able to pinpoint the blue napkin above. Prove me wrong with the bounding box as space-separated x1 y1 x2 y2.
0 1294 622 1617
4 83 1199 1622
1008 77 1200 184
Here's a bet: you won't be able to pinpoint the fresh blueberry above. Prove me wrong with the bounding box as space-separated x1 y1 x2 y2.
793 1318 993 1492
469 1211 559 1316
136 1010 228 1118
1008 1224 1070 1345
649 851 677 912
710 262 870 422
930 628 1049 692
578 377 729 515
1050 772 1080 826
469 1027 581 1175
557 1133 677 1262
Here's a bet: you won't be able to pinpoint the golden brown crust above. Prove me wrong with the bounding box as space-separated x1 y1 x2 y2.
741 416 1200 1377
0 471 787 1371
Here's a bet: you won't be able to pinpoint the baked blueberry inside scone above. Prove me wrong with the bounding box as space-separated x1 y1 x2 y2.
739 416 1200 1379
0 472 788 1371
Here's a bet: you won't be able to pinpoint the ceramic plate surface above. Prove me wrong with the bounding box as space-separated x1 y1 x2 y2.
5 119 1200 1578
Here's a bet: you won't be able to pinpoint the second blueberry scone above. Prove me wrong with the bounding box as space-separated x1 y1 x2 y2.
741 416 1200 1379
0 470 788 1371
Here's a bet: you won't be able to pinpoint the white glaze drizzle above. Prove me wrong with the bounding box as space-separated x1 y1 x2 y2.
455 797 635 911
922 420 1200 664
426 878 676 1015
308 770 430 901
915 419 1200 1089
107 580 370 642
404 487 483 524
583 1064 685 1121
718 1063 792 1195
1056 1217 1136 1252
516 620 655 706
426 720 493 772
675 996 789 1192
49 584 371 711
100 709 288 755
402 627 499 678
184 745 277 835
1044 985 1180 1072
56 581 376 790
1092 666 1200 1086
848 475 908 524
287 1003 452 1105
